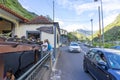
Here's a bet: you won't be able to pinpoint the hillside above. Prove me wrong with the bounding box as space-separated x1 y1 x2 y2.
0 0 37 20
93 14 120 42
70 31 88 41
76 29 91 36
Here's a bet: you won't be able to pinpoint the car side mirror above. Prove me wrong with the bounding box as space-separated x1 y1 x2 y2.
98 62 108 70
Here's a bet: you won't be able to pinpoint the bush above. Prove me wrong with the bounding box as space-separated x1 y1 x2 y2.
93 42 115 48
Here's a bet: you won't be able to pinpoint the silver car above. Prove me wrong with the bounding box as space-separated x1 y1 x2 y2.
68 43 81 53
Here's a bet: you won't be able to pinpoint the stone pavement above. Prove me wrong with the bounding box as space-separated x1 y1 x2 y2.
42 47 62 80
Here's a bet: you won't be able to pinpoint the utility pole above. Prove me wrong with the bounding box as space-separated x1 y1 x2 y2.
53 0 55 22
53 0 56 59
94 0 104 47
98 6 101 47
90 19 93 46
100 0 104 47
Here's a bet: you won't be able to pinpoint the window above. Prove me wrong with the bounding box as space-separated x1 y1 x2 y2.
94 54 101 62
87 49 99 59
87 50 96 59
26 31 40 39
93 52 107 64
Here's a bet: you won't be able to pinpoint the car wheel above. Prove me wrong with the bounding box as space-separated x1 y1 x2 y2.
83 62 88 73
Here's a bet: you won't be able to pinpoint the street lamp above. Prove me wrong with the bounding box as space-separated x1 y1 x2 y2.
90 19 93 46
94 0 104 47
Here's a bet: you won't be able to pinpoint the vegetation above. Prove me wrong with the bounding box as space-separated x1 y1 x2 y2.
0 0 37 20
90 14 120 48
66 31 90 43
67 32 78 42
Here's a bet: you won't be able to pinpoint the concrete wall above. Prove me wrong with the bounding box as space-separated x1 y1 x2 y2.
18 24 53 37
19 24 60 48
41 31 60 48
41 31 54 47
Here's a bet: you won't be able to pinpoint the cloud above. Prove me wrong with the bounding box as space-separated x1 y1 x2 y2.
102 0 120 15
74 3 97 15
55 18 64 27
56 0 120 17
104 12 119 26
61 24 88 32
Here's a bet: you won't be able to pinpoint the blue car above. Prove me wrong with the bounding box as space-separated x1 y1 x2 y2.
83 48 120 80
111 46 120 50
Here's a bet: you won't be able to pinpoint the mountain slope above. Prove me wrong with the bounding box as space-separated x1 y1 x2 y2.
93 14 120 42
76 29 91 36
0 0 37 20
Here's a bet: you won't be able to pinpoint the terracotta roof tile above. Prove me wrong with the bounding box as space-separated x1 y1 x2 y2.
28 15 52 24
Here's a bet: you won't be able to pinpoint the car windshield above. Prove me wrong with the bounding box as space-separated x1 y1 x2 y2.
106 52 120 69
111 46 120 50
70 44 79 46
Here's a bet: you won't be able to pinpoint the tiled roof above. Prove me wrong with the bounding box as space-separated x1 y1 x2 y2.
0 4 29 22
28 15 52 24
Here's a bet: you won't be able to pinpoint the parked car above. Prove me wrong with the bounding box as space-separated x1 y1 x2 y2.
83 48 120 80
68 43 81 53
110 46 120 50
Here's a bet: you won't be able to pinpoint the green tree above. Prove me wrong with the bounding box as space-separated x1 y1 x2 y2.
67 32 78 42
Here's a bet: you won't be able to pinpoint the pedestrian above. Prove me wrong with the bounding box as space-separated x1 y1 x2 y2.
47 40 53 51
4 69 15 80
44 39 55 63
42 39 48 52
21 36 28 43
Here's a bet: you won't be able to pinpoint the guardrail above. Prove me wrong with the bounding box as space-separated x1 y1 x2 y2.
17 52 50 80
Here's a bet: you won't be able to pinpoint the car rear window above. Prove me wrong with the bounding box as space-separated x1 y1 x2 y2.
70 44 78 46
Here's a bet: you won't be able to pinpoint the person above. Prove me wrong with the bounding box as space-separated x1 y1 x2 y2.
20 36 28 43
42 39 48 52
100 54 106 62
13 35 20 42
7 35 19 42
4 69 15 80
43 39 53 51
28 35 36 43
44 39 55 63
99 53 107 66
47 40 53 51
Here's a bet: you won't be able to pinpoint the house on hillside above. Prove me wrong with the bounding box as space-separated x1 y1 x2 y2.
60 29 68 35
0 4 29 37
0 4 61 48
19 16 61 48
60 29 68 45
0 4 61 79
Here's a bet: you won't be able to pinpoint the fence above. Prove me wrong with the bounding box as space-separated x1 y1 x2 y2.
17 51 51 80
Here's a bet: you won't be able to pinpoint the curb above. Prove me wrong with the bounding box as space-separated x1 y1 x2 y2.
52 48 61 70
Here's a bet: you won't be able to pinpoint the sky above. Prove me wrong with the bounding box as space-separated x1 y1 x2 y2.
18 0 120 32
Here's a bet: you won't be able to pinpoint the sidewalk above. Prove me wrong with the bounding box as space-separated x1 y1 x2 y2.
42 47 62 80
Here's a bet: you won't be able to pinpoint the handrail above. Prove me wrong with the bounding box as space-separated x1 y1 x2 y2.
17 52 50 80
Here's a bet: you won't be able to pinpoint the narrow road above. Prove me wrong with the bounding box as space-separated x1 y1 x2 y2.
55 45 94 80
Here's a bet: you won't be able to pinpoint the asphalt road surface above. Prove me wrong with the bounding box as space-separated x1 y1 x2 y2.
55 44 94 80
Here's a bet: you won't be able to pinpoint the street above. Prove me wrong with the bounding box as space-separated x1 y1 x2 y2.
55 44 94 80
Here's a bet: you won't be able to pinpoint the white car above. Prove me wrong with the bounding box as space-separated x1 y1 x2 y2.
68 43 81 53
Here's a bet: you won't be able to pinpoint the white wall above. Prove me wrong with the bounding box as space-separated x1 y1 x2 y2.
18 24 53 37
41 32 54 47
19 23 60 48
